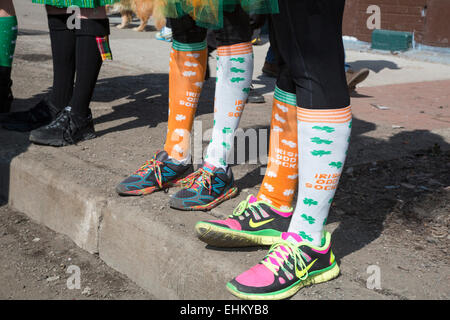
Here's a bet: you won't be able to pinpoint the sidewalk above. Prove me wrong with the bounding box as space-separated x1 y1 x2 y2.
0 3 449 300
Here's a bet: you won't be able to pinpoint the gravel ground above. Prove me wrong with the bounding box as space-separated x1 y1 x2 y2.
0 204 154 300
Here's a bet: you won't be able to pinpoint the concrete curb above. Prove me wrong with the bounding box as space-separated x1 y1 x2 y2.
0 148 257 299
98 200 242 299
6 154 107 254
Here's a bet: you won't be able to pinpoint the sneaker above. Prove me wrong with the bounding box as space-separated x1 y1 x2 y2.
116 150 192 196
227 231 340 300
29 106 96 146
1 99 60 132
195 195 292 247
346 67 370 92
156 26 172 42
169 162 238 211
246 85 265 104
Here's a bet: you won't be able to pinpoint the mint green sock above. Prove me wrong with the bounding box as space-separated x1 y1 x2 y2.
0 16 18 67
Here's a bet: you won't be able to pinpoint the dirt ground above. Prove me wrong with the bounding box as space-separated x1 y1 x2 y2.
334 145 449 257
0 204 153 300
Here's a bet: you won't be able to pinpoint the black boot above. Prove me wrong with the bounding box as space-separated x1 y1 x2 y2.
0 79 13 114
29 106 96 147
0 99 60 132
0 65 14 114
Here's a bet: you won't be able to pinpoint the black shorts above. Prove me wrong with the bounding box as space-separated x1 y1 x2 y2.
270 0 350 109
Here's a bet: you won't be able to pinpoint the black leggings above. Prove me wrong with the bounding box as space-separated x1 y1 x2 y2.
270 0 350 109
168 5 252 47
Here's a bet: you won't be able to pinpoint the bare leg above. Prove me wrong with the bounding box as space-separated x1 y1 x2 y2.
0 0 16 17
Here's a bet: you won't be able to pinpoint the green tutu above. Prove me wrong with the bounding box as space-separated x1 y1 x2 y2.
31 0 120 8
163 0 279 29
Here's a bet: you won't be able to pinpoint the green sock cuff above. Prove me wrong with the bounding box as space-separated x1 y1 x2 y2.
0 16 18 67
0 15 17 24
172 40 207 52
274 86 297 107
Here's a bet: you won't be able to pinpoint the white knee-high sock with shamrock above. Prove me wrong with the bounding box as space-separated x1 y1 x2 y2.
205 42 253 169
288 106 352 246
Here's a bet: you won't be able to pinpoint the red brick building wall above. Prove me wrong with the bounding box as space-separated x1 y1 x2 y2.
343 0 450 47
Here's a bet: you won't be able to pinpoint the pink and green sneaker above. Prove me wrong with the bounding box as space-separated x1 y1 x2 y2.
195 195 293 247
226 231 340 300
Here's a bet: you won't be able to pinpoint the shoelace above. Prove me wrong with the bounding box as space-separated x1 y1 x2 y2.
46 110 68 129
181 168 213 194
261 240 308 281
134 152 164 188
47 109 76 145
231 195 261 219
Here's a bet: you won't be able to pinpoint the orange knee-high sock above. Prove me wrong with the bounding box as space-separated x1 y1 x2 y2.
257 86 298 210
163 40 207 161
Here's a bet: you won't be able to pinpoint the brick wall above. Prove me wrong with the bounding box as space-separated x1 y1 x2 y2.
343 0 450 47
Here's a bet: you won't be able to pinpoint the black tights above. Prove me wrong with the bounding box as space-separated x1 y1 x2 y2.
47 15 109 117
270 0 350 109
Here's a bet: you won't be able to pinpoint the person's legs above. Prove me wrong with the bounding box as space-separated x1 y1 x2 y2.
262 20 278 78
0 5 71 131
277 0 350 246
2 5 109 133
194 78 298 245
227 0 350 300
29 6 111 146
265 46 275 64
256 20 298 210
0 0 18 113
69 9 109 118
262 46 278 77
47 12 76 111
194 14 297 245
169 6 253 211
204 6 253 170
116 15 207 196
163 15 208 162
